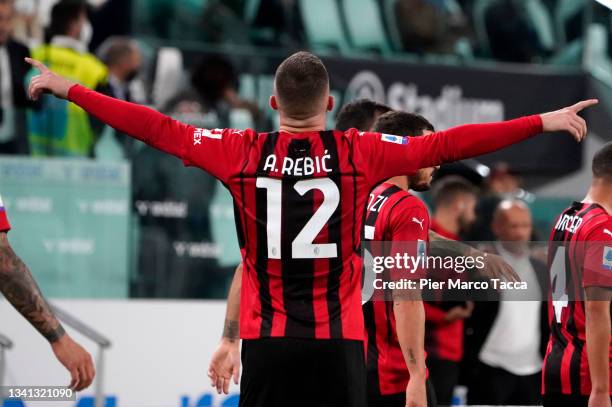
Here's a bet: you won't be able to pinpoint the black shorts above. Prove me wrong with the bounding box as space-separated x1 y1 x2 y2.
239 337 367 407
367 379 437 407
543 393 611 407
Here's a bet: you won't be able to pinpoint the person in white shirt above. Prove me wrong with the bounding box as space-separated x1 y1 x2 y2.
466 199 549 406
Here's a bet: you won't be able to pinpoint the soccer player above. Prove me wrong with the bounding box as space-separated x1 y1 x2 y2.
0 194 95 390
362 111 438 407
27 51 596 407
542 143 612 407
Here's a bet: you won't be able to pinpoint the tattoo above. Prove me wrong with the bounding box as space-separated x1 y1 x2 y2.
0 235 65 343
222 319 239 342
408 349 417 365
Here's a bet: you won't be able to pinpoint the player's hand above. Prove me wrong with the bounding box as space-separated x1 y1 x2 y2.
540 99 598 142
405 378 427 407
207 339 240 395
25 57 76 101
51 334 95 391
444 302 473 323
589 390 611 407
479 252 520 282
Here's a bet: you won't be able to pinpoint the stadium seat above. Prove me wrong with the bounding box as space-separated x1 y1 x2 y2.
554 0 587 46
472 0 501 55
381 0 404 51
524 0 556 52
340 0 392 55
297 0 350 53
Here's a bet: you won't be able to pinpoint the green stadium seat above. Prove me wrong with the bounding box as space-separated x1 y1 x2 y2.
554 0 586 45
524 0 555 52
297 0 350 53
340 0 392 55
382 0 404 51
472 0 502 55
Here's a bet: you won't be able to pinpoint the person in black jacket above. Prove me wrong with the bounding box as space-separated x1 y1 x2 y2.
464 199 549 406
0 0 34 155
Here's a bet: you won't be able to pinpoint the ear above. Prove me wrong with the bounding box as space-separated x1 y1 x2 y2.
327 95 334 112
269 95 278 111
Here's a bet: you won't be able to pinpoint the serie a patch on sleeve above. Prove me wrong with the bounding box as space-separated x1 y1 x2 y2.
381 134 408 145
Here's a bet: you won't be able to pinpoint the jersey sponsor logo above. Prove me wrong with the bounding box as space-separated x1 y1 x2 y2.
603 246 612 270
603 228 612 238
412 217 424 230
193 128 222 145
554 214 583 234
381 134 408 145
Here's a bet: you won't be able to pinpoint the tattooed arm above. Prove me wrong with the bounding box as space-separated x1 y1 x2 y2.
0 233 65 342
208 263 242 394
428 230 520 282
394 290 428 407
0 233 95 390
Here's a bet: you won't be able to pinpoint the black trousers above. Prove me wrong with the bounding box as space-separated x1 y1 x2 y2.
467 361 541 405
543 393 612 407
426 357 458 406
367 379 438 407
239 338 367 407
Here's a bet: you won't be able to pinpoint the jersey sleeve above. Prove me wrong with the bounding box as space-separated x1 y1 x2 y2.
68 85 250 182
388 200 430 283
582 220 612 288
0 195 10 232
353 115 543 187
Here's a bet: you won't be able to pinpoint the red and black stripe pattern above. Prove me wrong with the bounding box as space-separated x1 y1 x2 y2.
542 202 612 396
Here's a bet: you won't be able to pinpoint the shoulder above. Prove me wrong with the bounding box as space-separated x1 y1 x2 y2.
7 39 29 55
582 214 612 241
81 53 108 76
390 193 429 220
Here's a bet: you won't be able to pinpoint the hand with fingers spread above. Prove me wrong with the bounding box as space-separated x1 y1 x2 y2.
208 339 241 395
51 334 96 391
25 57 76 101
540 99 599 142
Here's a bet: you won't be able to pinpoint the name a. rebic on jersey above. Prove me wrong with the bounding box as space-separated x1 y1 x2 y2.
262 150 333 177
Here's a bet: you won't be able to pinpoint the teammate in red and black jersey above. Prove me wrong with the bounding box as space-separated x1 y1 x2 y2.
542 143 612 407
28 51 597 407
0 194 95 391
362 111 439 407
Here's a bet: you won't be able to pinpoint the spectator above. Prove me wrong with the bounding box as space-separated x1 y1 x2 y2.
465 199 548 405
395 0 469 54
27 0 107 157
0 0 34 155
424 175 478 405
95 36 141 159
190 54 261 128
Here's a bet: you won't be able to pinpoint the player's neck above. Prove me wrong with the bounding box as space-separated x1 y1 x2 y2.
433 210 460 236
584 178 612 214
387 176 409 191
279 113 327 133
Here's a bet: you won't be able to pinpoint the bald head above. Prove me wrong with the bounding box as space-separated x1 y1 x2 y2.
492 199 532 244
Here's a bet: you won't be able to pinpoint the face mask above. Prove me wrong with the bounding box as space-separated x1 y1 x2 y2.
125 69 139 83
80 20 93 46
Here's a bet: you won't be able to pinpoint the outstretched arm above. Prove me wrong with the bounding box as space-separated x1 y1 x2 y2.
359 100 598 185
0 233 95 391
208 263 242 395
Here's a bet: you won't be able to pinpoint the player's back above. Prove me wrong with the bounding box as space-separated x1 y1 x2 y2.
362 182 430 396
543 201 612 396
231 129 383 340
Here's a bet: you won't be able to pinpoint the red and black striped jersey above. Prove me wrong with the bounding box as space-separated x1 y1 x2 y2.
0 194 10 232
66 84 543 341
542 201 612 396
362 182 429 396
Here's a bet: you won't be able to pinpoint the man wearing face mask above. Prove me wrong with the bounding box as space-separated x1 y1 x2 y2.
27 0 107 157
96 36 141 158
